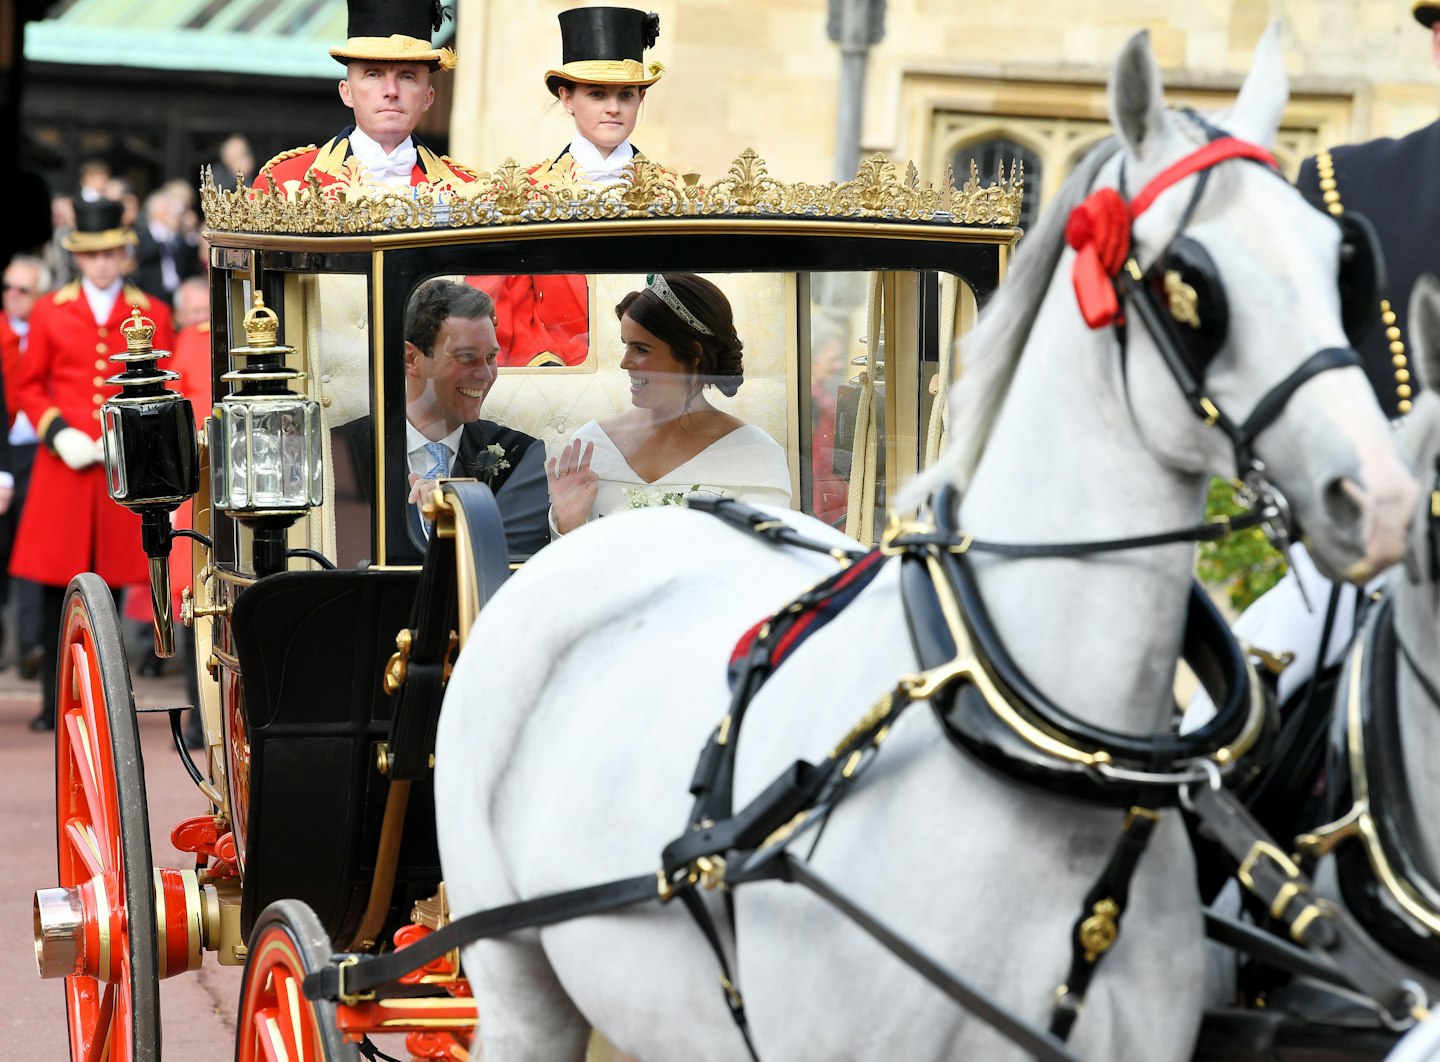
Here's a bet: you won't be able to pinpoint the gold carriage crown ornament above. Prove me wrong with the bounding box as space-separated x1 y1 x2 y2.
243 292 281 347
121 305 157 353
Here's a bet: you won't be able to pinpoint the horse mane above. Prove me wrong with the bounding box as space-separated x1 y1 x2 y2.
901 137 1124 504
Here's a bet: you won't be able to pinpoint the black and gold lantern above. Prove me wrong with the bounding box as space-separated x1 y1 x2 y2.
100 307 201 656
209 293 324 576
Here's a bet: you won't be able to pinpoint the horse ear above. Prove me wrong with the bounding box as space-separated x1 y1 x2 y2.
1109 30 1167 161
1408 273 1440 395
1221 22 1288 147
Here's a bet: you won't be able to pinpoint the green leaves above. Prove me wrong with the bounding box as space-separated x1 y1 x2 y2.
1196 477 1287 611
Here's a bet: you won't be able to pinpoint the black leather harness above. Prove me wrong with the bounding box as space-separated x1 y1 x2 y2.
302 491 1424 1058
1320 593 1440 976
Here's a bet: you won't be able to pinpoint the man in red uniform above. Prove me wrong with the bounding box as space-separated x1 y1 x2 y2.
12 197 175 730
252 0 475 196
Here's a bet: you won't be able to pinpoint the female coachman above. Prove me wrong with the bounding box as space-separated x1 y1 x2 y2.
530 6 669 186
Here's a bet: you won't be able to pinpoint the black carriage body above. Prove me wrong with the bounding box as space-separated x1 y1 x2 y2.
197 201 1018 946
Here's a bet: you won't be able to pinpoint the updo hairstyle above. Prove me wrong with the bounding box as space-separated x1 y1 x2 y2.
615 273 745 398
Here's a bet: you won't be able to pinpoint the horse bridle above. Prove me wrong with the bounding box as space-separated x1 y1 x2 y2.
1067 122 1370 548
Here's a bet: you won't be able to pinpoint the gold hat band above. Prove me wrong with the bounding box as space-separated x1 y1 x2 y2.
63 228 138 254
545 58 663 93
330 35 457 70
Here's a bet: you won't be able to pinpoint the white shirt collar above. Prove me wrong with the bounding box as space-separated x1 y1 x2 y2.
406 420 465 478
349 126 418 186
81 277 123 325
568 134 635 183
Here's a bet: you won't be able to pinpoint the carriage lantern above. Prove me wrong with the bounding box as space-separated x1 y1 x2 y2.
208 292 324 577
100 307 200 658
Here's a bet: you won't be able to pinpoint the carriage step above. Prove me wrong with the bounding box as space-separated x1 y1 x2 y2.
134 703 196 714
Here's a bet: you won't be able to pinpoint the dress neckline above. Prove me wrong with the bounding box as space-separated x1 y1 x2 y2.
592 420 752 485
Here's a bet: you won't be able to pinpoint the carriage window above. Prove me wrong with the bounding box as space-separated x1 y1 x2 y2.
463 274 592 369
311 268 980 568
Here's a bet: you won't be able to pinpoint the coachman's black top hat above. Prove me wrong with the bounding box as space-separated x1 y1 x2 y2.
1414 0 1440 27
330 0 456 70
63 198 135 254
545 7 663 96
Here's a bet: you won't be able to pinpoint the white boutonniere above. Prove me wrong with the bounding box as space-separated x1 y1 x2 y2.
473 443 510 485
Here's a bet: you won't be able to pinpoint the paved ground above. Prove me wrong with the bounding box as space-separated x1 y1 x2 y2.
0 652 244 1058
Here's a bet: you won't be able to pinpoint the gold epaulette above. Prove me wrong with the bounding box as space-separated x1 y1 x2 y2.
311 136 349 178
527 350 565 367
122 285 151 309
51 280 81 305
526 156 580 191
198 321 210 334
259 144 318 173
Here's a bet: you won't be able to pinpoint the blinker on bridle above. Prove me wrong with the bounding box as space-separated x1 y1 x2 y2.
1066 129 1365 577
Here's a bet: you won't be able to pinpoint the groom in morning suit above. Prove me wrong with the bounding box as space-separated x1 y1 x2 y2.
335 278 549 564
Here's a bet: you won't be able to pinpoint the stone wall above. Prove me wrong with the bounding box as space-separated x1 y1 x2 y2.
449 1 1439 190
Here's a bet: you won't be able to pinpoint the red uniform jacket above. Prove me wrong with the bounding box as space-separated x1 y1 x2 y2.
0 315 20 429
470 274 590 367
252 128 477 196
11 282 175 587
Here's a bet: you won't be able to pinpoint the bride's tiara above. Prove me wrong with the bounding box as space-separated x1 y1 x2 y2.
645 274 713 336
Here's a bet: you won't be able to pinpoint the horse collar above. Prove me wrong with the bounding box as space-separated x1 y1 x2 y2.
1320 595 1440 971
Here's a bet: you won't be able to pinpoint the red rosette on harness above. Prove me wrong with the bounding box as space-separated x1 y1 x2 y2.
1065 187 1131 330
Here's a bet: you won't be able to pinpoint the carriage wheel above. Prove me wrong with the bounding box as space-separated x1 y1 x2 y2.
236 900 357 1062
54 574 161 1061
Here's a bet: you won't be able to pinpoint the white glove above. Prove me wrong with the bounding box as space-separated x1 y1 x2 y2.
53 427 104 471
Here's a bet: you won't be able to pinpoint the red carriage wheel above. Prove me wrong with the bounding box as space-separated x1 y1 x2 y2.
52 574 161 1061
236 900 357 1062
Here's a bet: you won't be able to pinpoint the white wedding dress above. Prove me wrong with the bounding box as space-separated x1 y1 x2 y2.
568 419 792 520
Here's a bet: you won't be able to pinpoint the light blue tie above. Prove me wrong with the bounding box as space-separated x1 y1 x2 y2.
422 441 450 481
416 441 451 543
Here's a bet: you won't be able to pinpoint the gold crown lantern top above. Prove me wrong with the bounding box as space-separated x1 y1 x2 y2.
121 306 156 353
243 293 280 348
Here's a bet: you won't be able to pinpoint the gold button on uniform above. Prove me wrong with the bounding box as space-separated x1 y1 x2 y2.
92 376 104 386
97 328 107 338
95 359 106 370
96 342 108 354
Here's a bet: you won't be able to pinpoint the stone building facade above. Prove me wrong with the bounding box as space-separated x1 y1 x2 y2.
450 0 1438 217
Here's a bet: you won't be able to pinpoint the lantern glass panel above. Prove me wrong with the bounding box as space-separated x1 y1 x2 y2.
101 407 127 500
211 397 323 511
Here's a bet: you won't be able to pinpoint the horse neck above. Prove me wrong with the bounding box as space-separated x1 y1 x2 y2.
959 287 1205 735
1391 572 1440 875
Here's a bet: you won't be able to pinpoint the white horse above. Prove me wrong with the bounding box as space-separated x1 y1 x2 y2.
1325 275 1440 1057
434 27 1416 1062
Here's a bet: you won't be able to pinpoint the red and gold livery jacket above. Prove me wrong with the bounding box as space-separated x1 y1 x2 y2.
253 127 478 197
11 283 175 587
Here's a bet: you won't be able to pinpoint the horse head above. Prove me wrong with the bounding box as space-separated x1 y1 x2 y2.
933 26 1416 588
1395 273 1440 628
1109 25 1416 583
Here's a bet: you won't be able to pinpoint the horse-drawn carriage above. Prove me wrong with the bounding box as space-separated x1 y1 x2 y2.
32 26 1440 1062
29 139 1023 1061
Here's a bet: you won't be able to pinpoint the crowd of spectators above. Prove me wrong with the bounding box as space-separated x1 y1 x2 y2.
3 140 245 704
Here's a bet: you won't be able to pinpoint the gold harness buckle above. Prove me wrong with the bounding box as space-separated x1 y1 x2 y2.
336 955 377 1006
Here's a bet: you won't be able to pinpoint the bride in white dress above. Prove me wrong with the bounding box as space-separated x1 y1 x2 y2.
546 273 791 535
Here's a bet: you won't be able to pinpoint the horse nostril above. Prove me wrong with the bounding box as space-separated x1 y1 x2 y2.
1322 477 1363 531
